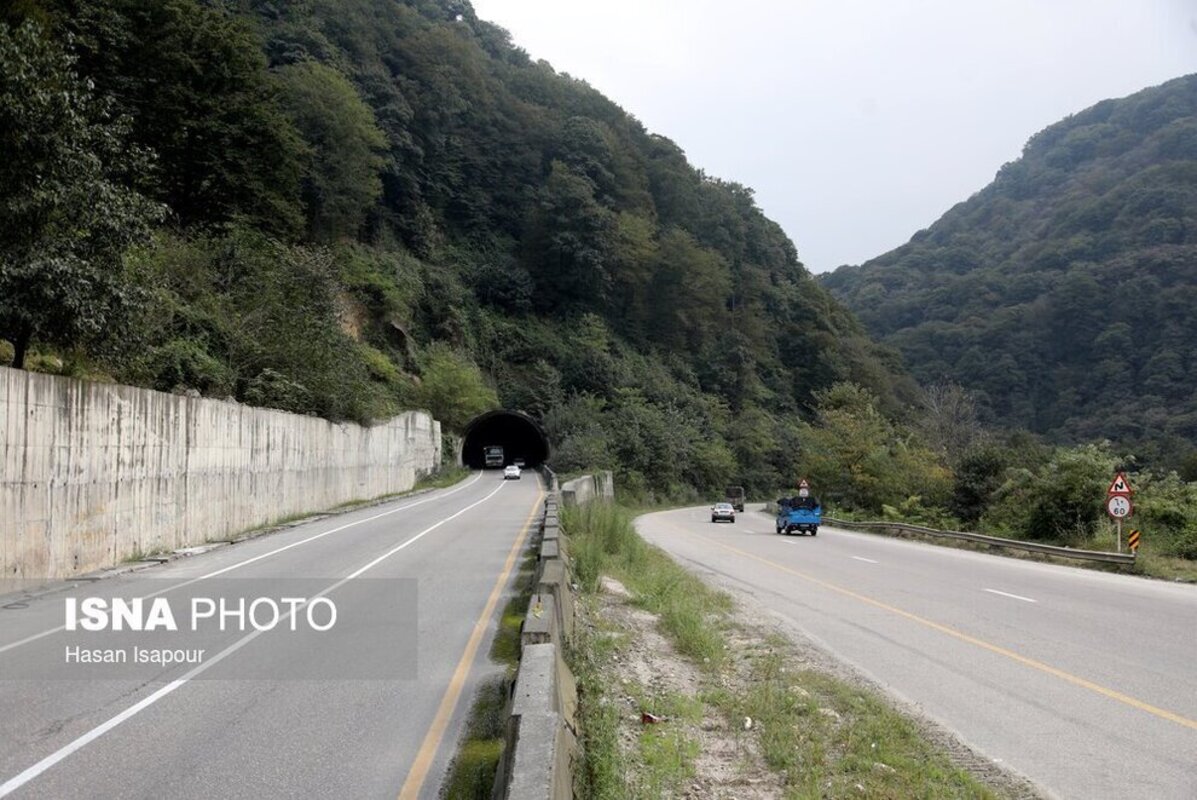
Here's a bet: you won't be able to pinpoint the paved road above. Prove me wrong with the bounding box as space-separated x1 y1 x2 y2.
0 471 542 799
639 505 1197 800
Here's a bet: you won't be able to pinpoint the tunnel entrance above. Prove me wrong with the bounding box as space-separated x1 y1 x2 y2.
461 410 551 469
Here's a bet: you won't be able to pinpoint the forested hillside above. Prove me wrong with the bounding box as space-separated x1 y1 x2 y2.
0 0 913 496
823 75 1197 463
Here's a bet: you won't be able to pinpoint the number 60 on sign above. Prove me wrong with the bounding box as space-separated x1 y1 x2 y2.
1107 495 1133 519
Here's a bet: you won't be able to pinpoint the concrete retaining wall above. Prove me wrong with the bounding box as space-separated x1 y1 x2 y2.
0 367 441 579
560 470 613 507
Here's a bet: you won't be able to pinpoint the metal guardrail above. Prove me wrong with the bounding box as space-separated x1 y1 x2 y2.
823 517 1137 566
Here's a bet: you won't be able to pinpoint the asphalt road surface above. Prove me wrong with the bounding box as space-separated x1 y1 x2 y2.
0 471 542 799
639 505 1197 800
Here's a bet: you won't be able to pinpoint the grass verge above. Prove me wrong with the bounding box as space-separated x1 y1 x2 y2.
417 465 472 491
439 548 539 799
564 502 1008 799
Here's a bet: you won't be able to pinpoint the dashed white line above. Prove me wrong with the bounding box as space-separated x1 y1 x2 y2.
984 588 1037 603
851 556 879 564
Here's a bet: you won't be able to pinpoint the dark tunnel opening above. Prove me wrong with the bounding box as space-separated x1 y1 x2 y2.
461 410 551 469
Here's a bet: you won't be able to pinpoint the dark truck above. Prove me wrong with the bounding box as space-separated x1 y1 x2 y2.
724 485 745 512
483 445 504 468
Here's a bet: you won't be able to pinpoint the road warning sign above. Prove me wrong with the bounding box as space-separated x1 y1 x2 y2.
1107 472 1133 496
1128 529 1141 552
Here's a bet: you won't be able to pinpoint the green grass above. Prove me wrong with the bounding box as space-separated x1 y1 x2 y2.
563 502 732 669
705 641 999 799
416 465 472 491
439 549 537 799
438 676 509 800
571 615 626 799
563 503 731 798
632 723 699 799
1127 543 1197 582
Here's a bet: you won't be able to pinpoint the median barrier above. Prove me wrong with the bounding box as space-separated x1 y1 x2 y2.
495 643 578 800
535 558 575 642
496 478 581 799
520 594 558 647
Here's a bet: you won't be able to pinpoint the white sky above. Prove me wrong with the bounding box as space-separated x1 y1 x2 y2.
469 0 1197 273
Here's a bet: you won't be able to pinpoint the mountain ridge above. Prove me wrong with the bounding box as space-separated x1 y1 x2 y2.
822 72 1197 462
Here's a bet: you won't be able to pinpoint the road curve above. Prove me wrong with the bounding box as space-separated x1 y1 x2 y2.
0 471 542 799
638 505 1197 800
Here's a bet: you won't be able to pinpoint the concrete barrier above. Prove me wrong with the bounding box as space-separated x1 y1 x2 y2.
496 483 582 800
560 470 613 507
0 367 441 579
520 594 558 647
535 557 575 643
494 643 578 800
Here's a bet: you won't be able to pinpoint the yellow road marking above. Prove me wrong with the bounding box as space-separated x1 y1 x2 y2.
397 487 545 799
665 517 1197 732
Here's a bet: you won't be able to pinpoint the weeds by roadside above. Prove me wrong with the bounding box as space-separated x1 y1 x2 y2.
417 466 472 491
439 549 539 799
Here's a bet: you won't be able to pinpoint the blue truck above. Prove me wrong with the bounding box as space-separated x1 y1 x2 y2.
775 496 821 536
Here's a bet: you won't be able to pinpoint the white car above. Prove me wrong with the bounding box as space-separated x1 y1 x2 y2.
504 465 522 480
711 502 736 523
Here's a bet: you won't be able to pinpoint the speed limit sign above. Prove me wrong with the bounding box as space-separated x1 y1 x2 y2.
1106 495 1133 519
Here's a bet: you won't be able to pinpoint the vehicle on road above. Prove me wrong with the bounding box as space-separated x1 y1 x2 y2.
724 485 745 512
503 464 522 480
711 502 736 523
484 445 504 468
775 496 821 535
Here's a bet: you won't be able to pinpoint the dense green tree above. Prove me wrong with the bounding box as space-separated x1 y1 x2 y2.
55 0 307 234
0 21 161 368
273 60 386 240
981 443 1118 544
414 343 499 431
524 161 615 311
797 383 950 511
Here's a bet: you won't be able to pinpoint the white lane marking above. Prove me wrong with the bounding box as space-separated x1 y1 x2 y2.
851 556 879 564
0 472 484 656
0 479 509 798
984 588 1037 603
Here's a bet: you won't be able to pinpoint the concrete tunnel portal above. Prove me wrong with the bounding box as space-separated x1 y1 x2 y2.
461 410 551 469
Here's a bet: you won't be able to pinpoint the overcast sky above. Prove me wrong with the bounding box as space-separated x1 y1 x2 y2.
469 0 1197 273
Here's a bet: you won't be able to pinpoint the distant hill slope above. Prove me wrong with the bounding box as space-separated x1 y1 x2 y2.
823 74 1197 455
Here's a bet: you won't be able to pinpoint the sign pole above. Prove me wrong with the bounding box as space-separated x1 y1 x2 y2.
1116 518 1122 553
